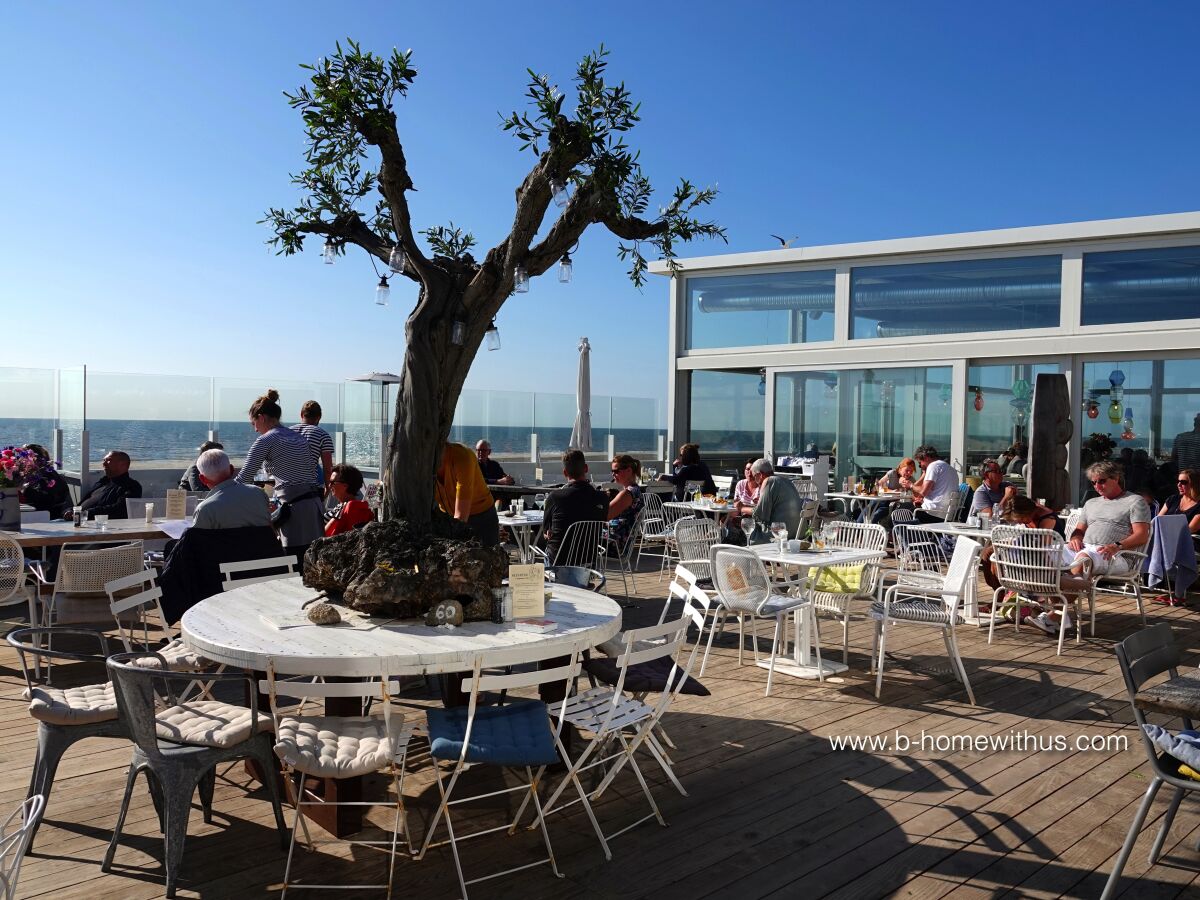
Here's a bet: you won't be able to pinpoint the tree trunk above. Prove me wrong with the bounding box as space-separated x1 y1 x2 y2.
382 281 488 524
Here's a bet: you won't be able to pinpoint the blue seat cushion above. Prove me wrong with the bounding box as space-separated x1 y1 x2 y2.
426 699 559 767
583 655 710 696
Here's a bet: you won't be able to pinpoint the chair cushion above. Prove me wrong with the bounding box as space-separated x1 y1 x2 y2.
130 639 210 672
426 699 559 767
1144 725 1200 772
869 599 962 625
156 700 271 748
274 714 411 778
814 564 865 594
29 682 118 725
760 594 810 614
583 655 710 697
596 635 660 659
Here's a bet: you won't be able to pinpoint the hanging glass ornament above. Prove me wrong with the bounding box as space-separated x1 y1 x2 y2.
1121 407 1136 440
1086 400 1100 419
939 384 952 407
1108 369 1126 405
1011 378 1031 401
1108 398 1123 424
973 387 984 412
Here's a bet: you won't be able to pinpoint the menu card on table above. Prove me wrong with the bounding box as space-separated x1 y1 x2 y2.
509 563 546 618
165 489 187 520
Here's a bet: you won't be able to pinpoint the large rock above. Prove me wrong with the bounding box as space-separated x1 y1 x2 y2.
302 516 508 621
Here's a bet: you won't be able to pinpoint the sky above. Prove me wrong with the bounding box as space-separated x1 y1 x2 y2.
3 1 1200 415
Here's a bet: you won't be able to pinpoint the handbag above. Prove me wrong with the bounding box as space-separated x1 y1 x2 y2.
270 490 322 528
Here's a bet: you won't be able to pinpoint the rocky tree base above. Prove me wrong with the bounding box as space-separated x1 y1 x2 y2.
302 515 508 622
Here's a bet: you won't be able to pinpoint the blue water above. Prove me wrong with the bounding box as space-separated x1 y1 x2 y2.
1 418 665 467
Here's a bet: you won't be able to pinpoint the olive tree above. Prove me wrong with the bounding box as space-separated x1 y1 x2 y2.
264 41 724 524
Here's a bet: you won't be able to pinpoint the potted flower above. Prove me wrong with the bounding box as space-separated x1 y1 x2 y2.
0 446 60 530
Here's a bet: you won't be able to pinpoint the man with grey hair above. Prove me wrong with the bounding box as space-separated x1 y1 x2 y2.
748 458 803 543
1026 459 1150 635
192 449 271 529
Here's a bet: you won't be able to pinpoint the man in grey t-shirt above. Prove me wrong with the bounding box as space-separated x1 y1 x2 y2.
1065 460 1151 577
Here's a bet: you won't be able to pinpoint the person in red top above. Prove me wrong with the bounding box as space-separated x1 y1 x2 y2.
324 464 374 536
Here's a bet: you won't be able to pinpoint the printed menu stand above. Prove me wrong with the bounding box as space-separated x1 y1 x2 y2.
165 489 188 520
509 563 546 619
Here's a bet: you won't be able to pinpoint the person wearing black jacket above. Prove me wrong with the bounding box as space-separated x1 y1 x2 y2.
659 442 718 500
540 449 608 564
69 451 142 519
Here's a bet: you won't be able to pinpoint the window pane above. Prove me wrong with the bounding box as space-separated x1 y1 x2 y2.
689 371 764 453
1080 360 1154 495
1082 245 1200 326
965 362 1060 472
774 366 951 483
850 255 1061 339
686 270 835 350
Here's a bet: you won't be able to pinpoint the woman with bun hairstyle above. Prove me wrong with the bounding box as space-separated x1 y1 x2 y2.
237 388 324 563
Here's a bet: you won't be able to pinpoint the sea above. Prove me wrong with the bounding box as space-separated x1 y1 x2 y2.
0 418 665 467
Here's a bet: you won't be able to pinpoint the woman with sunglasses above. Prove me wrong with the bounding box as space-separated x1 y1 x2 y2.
606 454 645 550
1152 468 1200 605
324 463 374 536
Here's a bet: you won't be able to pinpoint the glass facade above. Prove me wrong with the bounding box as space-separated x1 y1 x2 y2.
965 362 1061 471
686 270 835 350
688 370 764 454
774 366 951 483
1082 245 1200 326
850 255 1061 339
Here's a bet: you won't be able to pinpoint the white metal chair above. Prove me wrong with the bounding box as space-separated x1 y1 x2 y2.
0 795 44 900
605 505 647 596
673 516 720 583
987 525 1092 655
634 490 674 574
791 479 819 502
262 667 417 898
417 647 581 899
870 536 982 704
105 569 217 698
532 616 695 857
0 535 37 630
811 522 887 664
710 544 822 696
219 555 298 591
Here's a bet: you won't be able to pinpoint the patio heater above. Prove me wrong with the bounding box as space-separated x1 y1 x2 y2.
349 372 402 479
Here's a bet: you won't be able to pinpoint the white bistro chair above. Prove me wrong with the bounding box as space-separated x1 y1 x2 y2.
812 522 887 665
870 536 982 704
219 556 298 591
0 795 44 900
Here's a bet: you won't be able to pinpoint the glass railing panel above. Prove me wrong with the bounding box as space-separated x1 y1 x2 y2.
0 366 58 456
533 391 577 454
612 395 660 455
86 371 212 466
212 378 342 462
342 380 377 468
58 366 85 474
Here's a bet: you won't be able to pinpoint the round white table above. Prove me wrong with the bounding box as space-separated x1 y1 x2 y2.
180 575 622 677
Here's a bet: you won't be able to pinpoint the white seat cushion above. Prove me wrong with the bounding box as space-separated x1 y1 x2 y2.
29 682 118 725
274 715 413 778
130 639 210 672
156 700 271 748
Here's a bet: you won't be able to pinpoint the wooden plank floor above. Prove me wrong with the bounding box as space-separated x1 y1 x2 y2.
5 561 1200 899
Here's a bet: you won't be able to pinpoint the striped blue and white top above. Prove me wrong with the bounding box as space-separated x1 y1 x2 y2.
237 426 319 501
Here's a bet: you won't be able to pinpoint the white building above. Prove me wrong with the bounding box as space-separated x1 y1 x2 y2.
651 212 1200 501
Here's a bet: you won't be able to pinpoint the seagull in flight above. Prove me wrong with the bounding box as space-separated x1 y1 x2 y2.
770 234 799 249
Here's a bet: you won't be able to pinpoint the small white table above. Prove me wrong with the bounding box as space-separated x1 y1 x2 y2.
181 575 621 677
497 510 544 562
747 544 886 680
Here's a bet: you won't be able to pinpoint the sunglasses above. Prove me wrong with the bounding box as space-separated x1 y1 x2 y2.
1180 480 1191 486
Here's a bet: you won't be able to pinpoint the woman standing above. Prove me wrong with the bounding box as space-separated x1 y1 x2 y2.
237 389 323 564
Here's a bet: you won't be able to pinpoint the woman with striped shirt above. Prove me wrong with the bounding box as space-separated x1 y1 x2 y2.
237 388 323 563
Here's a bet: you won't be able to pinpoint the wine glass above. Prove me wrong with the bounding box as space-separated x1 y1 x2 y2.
769 521 788 554
740 515 756 544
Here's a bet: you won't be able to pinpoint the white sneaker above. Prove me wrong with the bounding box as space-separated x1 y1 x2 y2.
1023 611 1071 634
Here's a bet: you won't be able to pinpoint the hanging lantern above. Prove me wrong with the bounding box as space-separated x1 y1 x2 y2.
1011 378 1031 401
1107 398 1122 424
939 384 952 407
823 372 838 398
388 244 407 274
973 387 984 412
1121 407 1136 440
757 369 767 397
1108 368 1126 405
1009 397 1031 426
322 239 336 265
1086 399 1100 419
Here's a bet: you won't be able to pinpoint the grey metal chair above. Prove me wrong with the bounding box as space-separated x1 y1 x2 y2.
6 626 125 851
1102 623 1198 899
103 654 287 898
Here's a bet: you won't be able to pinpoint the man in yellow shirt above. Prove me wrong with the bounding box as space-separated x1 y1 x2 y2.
435 442 499 546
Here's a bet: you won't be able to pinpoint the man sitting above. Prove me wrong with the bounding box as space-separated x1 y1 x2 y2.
70 451 142 519
911 445 958 523
475 440 514 485
179 440 223 492
192 449 271 529
1025 460 1150 635
540 449 608 564
970 458 1016 516
748 458 802 543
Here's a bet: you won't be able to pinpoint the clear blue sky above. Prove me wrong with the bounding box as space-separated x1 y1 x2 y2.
3 1 1198 410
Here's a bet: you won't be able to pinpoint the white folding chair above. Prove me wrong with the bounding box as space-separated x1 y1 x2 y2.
870 536 982 704
0 795 44 900
219 556 298 591
261 667 417 898
417 647 582 899
531 617 694 857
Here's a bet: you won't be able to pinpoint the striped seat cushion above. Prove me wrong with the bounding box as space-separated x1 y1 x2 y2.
869 599 963 625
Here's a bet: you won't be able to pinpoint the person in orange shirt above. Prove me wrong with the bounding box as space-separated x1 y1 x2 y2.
324 464 375 537
435 442 499 546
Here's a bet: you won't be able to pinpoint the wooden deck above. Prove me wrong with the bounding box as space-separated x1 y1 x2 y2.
5 562 1200 899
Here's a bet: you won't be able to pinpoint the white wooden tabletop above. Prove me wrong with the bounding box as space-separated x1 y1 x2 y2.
9 518 175 548
913 521 993 540
180 575 622 676
497 510 544 528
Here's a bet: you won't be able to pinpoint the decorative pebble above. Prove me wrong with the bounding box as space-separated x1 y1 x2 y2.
306 602 342 626
426 599 464 627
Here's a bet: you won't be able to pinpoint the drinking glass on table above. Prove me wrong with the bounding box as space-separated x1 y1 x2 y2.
740 515 756 543
94 514 109 531
769 521 788 554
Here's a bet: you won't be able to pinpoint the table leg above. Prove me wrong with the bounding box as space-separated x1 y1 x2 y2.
755 568 849 681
